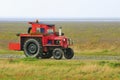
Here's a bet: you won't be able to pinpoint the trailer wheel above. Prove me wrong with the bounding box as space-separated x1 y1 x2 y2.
23 39 42 58
52 48 63 60
64 48 74 59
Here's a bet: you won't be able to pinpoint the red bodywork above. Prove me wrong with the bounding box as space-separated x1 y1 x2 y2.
9 43 20 50
9 21 71 52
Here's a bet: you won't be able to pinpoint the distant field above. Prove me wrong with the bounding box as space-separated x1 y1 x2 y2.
0 58 120 80
0 21 120 55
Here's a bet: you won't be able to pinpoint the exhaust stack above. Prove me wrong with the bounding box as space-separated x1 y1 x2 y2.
59 27 62 36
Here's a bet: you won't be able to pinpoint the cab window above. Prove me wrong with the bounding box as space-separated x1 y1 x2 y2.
47 29 53 34
36 28 45 33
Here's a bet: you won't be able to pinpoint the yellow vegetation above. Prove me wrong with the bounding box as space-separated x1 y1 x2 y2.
0 59 120 80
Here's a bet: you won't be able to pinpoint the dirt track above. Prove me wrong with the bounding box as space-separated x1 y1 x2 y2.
0 54 120 60
0 54 25 59
73 56 120 60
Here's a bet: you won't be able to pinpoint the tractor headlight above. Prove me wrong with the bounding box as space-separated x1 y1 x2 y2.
63 39 66 41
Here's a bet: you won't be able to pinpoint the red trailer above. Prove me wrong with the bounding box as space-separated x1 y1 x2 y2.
9 20 74 60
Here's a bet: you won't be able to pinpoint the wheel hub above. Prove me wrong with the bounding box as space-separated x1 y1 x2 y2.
56 51 60 56
27 43 37 54
54 50 61 58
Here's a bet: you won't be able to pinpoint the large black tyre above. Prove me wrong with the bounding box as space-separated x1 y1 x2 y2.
64 48 74 59
52 48 64 60
23 39 42 58
41 51 52 59
28 27 32 34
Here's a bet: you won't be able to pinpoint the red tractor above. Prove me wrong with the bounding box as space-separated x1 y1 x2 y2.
9 20 74 60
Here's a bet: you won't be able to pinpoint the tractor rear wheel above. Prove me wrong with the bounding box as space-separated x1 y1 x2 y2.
64 48 74 59
52 48 63 60
23 39 42 58
41 51 52 59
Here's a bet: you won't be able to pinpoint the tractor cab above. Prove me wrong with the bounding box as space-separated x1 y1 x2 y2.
28 21 55 35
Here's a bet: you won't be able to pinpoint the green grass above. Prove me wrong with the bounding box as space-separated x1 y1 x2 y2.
0 59 120 80
0 49 23 54
76 49 120 56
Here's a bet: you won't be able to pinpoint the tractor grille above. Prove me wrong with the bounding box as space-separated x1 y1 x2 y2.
54 40 60 45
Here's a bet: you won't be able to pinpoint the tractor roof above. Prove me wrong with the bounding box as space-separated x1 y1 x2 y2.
29 22 55 27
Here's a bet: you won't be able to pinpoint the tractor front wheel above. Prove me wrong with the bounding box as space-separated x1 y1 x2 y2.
52 48 63 60
23 39 42 58
64 48 74 59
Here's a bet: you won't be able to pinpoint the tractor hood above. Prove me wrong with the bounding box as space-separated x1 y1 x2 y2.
54 36 66 40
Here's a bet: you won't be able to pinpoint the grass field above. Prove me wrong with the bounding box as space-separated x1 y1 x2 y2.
0 21 120 55
0 58 120 80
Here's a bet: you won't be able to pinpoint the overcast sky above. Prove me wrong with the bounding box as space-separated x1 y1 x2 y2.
0 0 120 19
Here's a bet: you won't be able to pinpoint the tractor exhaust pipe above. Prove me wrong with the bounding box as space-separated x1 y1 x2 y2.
59 27 62 36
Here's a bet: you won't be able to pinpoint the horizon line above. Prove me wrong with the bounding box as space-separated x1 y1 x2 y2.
1 18 120 22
